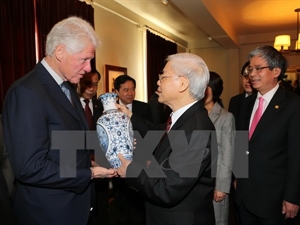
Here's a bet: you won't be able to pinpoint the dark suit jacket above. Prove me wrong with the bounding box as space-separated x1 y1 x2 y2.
91 98 103 130
148 93 171 124
228 92 246 122
236 87 300 219
3 62 92 225
0 115 15 225
132 100 152 122
126 100 216 225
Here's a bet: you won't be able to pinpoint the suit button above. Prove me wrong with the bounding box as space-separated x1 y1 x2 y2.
246 151 249 155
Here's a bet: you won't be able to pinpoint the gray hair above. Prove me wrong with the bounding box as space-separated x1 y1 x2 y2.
45 16 101 56
166 53 209 100
248 45 288 81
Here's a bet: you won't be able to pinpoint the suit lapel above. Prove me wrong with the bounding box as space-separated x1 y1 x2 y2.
154 101 203 160
36 63 88 129
250 88 285 140
209 102 221 124
92 99 103 129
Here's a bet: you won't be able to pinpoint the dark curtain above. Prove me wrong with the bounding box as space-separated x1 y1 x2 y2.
0 0 36 113
146 30 177 99
0 0 95 113
35 0 94 64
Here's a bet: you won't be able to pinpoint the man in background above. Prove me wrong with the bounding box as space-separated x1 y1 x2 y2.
228 61 253 225
112 74 152 225
114 74 152 122
77 70 110 225
228 61 254 122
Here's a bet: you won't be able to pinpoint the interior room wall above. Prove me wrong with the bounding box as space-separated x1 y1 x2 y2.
191 47 234 109
94 5 145 101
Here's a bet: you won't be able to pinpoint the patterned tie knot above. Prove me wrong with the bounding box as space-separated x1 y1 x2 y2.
166 115 172 131
84 99 90 104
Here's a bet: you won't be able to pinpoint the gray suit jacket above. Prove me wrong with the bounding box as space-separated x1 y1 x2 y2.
209 103 235 193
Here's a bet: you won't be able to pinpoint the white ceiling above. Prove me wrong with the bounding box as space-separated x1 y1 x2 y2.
94 0 300 49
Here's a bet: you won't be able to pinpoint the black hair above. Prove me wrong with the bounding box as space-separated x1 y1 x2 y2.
113 74 136 91
248 45 288 81
208 71 223 104
241 61 250 76
87 69 101 80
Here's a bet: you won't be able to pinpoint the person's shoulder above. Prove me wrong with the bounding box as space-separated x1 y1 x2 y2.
230 93 245 102
133 99 147 104
133 100 150 107
285 89 300 100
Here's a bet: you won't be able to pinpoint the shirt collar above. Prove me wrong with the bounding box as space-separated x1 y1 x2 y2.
171 101 197 129
41 58 64 85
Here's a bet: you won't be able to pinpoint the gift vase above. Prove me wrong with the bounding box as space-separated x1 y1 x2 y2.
96 92 134 169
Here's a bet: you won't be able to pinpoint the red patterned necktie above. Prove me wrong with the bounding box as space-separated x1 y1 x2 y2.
249 97 264 139
83 99 93 130
165 115 172 132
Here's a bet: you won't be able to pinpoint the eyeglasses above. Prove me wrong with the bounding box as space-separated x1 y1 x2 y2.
158 74 182 82
247 66 270 74
242 74 250 79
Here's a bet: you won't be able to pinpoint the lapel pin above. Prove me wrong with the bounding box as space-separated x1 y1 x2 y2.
275 105 279 109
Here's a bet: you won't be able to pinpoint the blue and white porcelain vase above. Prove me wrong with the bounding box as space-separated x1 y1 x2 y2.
96 92 134 169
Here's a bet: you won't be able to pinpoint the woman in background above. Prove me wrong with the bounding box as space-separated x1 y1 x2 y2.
204 72 235 225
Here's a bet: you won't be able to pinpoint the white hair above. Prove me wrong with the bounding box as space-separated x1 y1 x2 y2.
45 16 101 56
166 53 209 100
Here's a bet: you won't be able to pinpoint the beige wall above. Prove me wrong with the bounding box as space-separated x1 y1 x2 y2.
94 5 145 101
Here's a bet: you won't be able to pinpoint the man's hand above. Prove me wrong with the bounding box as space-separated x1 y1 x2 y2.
116 153 131 178
115 103 133 118
213 190 227 202
282 200 299 218
91 160 99 167
90 166 117 179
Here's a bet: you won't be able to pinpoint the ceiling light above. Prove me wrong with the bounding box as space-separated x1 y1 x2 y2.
274 8 300 53
161 0 168 6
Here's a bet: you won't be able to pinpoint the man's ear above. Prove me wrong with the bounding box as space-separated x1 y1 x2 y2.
178 76 189 93
55 44 65 62
273 68 281 78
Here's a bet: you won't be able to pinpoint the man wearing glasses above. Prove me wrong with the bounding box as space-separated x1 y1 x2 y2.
235 45 300 225
229 61 255 122
116 53 216 225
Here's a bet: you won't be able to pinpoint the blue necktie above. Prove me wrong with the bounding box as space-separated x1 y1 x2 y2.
60 82 73 105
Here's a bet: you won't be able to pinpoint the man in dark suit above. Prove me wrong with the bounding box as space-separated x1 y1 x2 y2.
114 74 152 122
112 74 152 225
77 70 110 225
228 61 253 225
2 17 116 225
236 45 300 225
148 92 172 124
0 115 15 225
228 61 253 122
117 53 216 225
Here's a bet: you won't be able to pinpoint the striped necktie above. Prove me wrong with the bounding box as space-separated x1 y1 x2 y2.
60 82 73 106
